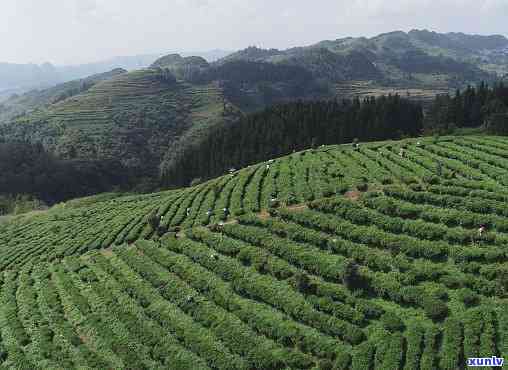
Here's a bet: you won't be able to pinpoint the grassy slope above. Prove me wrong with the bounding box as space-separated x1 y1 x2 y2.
1 134 507 369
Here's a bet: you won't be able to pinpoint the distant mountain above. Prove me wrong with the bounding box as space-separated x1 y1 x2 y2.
0 50 232 96
221 30 508 90
182 49 232 62
0 55 159 92
148 52 329 112
338 30 508 83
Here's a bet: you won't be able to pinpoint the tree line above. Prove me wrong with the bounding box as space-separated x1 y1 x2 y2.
161 95 423 187
0 140 130 212
425 82 508 133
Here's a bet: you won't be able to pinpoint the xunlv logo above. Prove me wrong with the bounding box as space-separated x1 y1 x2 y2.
467 356 504 367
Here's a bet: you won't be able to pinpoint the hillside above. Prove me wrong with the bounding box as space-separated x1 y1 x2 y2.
0 51 231 99
0 68 127 124
0 67 238 181
0 52 332 192
0 65 426 204
0 135 507 369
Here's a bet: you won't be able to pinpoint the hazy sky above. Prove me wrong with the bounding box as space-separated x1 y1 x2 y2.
1 0 508 65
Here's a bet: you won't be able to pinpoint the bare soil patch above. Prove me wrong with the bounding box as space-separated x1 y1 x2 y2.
100 249 114 257
286 204 308 212
258 210 270 220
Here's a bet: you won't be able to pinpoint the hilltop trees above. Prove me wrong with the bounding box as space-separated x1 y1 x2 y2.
161 95 423 187
425 82 508 133
486 112 508 135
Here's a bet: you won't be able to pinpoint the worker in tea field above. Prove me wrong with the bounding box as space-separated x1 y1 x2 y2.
399 148 406 158
478 225 486 237
436 161 443 176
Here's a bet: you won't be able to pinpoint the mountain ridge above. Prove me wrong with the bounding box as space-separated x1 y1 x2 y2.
0 50 233 97
222 29 507 88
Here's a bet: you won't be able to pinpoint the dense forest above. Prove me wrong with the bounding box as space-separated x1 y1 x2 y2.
425 82 508 133
191 60 331 111
160 95 424 186
0 140 129 214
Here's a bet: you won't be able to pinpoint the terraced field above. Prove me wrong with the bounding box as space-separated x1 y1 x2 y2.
1 135 508 369
4 69 228 173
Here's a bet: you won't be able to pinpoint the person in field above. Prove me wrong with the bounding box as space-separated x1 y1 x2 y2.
478 225 486 237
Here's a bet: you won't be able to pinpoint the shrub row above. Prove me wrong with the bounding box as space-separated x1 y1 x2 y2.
161 234 365 345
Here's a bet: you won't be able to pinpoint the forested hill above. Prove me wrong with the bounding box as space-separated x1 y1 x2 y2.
0 67 238 192
0 51 333 185
220 29 508 101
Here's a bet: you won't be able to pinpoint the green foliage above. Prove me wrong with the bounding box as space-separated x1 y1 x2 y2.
456 288 479 307
1 68 231 198
161 96 424 187
439 318 463 370
146 209 160 231
380 311 405 332
0 194 46 216
426 83 508 133
487 112 508 135
423 296 449 321
0 135 507 368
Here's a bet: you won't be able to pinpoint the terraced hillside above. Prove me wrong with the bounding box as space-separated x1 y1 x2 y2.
1 68 232 177
0 68 127 124
1 135 508 369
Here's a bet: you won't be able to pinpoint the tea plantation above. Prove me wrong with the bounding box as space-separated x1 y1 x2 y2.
0 135 507 369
